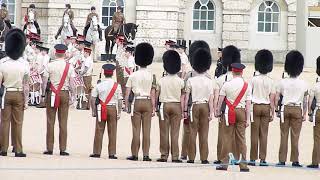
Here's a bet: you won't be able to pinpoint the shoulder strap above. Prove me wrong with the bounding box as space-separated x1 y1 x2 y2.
104 82 118 104
233 82 248 107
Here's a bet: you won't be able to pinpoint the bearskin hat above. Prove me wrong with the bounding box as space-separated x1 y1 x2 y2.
163 50 181 75
5 29 26 60
284 50 304 77
29 4 35 8
255 49 273 74
222 45 241 71
191 48 212 74
316 56 320 76
189 41 210 65
135 42 154 67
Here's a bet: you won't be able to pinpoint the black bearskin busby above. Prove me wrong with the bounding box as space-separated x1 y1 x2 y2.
284 50 304 78
135 42 154 67
189 41 210 66
255 49 273 74
191 48 212 74
5 29 26 60
163 50 181 75
222 45 241 71
316 56 320 76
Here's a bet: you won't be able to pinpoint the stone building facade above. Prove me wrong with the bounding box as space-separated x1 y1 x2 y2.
6 0 311 62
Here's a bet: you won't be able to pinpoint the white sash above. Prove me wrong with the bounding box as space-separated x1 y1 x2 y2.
250 105 254 123
1 89 6 109
130 99 135 117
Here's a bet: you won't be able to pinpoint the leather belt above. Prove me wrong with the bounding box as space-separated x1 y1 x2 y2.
6 87 23 92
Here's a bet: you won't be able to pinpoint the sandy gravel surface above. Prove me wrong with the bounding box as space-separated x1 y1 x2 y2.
0 62 319 180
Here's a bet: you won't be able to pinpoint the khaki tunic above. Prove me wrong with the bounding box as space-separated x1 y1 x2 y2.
157 75 184 103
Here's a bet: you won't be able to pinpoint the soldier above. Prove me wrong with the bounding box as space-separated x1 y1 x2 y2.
125 43 156 161
36 46 50 108
111 6 125 35
89 64 122 159
214 48 225 78
55 4 77 39
0 3 11 28
156 50 184 163
248 50 275 166
0 29 29 157
79 47 93 110
85 6 99 27
216 63 252 172
275 51 308 167
213 45 240 165
123 45 135 81
115 35 126 94
164 40 176 51
307 57 320 169
177 43 188 79
184 47 214 164
180 40 210 160
23 4 40 34
42 44 76 156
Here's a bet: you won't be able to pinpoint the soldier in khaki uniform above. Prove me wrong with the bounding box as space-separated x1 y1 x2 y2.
125 43 156 161
55 4 77 39
184 48 215 164
0 29 29 157
307 57 320 169
213 45 241 164
110 6 125 35
85 6 99 27
216 63 252 172
180 40 210 160
275 51 308 167
0 3 11 28
156 50 185 163
78 47 93 110
42 44 76 156
248 50 275 166
90 64 122 159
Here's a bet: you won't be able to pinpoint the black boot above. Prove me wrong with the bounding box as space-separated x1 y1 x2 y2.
60 151 70 156
15 152 27 157
143 156 152 162
109 155 118 159
55 26 62 39
126 155 138 161
0 151 7 156
292 162 302 167
307 164 319 168
43 150 53 155
89 154 100 158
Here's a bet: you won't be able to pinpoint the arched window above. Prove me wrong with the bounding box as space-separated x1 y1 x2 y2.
102 0 125 27
192 0 215 31
1 0 15 24
257 1 280 32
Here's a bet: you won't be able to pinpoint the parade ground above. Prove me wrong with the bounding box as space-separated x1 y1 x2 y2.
0 62 319 180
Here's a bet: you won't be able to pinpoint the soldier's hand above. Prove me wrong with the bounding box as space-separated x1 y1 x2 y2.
183 112 188 119
152 108 156 117
245 122 249 128
303 114 307 122
209 113 214 121
24 103 28 110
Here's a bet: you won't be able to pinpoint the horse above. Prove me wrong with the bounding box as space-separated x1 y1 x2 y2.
84 15 102 61
57 14 74 44
0 17 11 43
23 10 41 35
104 23 138 56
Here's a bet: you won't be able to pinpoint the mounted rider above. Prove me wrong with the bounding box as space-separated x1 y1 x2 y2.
83 6 102 41
110 6 125 36
23 4 41 35
55 4 77 39
0 3 12 29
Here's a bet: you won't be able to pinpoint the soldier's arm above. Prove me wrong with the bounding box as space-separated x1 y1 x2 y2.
209 94 214 121
184 92 190 119
303 91 308 121
216 95 225 117
180 90 185 116
309 89 315 115
124 87 131 113
275 92 280 110
150 88 156 116
245 100 251 127
269 93 276 121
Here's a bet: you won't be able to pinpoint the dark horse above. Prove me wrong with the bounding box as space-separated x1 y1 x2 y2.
105 23 138 55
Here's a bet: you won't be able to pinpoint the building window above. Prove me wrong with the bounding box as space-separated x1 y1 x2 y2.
1 0 15 24
102 0 125 27
257 1 280 32
192 0 215 31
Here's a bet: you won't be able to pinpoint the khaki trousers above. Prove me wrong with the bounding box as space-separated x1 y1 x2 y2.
250 104 271 161
83 76 92 110
46 90 70 152
221 108 248 169
279 106 302 163
115 62 125 95
131 99 152 156
0 92 24 153
312 110 320 165
93 106 117 155
158 102 182 160
188 103 209 161
181 123 190 157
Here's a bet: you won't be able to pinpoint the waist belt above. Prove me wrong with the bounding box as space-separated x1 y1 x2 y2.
135 96 150 100
6 87 23 92
193 101 208 105
285 104 301 107
107 103 116 106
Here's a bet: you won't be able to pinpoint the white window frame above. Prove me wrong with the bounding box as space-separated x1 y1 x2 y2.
0 0 16 25
192 0 215 32
101 0 125 29
257 0 280 34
